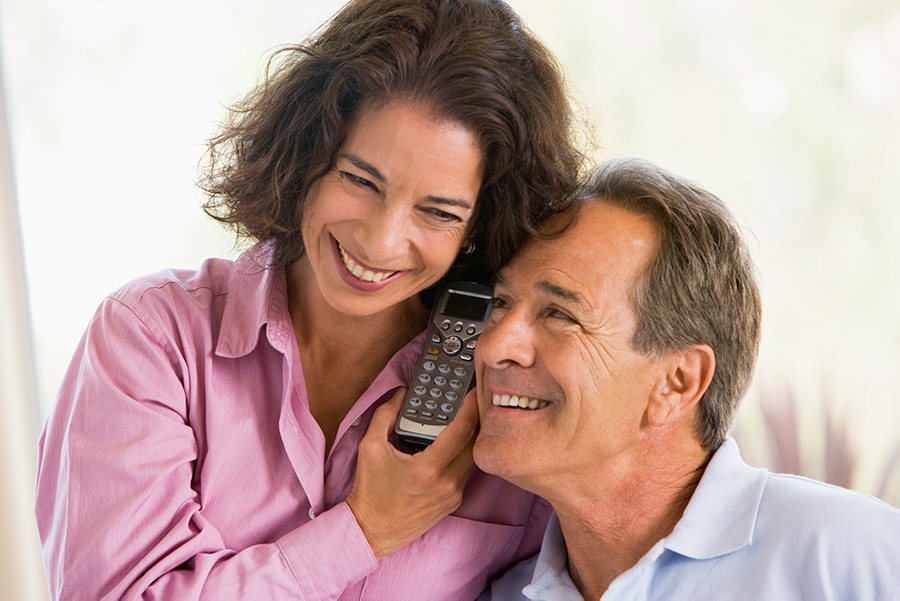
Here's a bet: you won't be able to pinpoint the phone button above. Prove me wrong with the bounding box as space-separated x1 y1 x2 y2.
438 364 451 374
453 367 467 377
443 337 463 355
418 373 431 383
408 397 422 407
466 325 477 336
445 391 459 402
429 388 443 398
449 379 462 390
434 376 447 386
414 385 427 395
441 320 452 330
453 321 464 332
423 361 436 372
425 400 438 410
441 403 455 413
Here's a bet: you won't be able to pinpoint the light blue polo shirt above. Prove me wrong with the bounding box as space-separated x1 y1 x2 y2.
481 437 900 600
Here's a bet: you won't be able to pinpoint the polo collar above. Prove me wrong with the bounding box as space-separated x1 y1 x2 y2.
663 437 767 559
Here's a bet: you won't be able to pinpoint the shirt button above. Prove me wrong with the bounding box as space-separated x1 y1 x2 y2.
308 507 316 519
351 417 362 427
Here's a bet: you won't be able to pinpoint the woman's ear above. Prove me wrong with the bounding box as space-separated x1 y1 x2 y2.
647 345 715 427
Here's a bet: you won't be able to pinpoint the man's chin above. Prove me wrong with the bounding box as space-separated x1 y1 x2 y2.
472 430 520 480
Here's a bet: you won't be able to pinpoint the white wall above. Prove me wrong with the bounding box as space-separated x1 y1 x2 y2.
0 32 48 600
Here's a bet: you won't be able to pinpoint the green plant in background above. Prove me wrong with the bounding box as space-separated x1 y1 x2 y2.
734 382 900 507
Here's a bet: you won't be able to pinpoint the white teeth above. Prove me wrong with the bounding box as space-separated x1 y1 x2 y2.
338 243 396 282
492 393 549 410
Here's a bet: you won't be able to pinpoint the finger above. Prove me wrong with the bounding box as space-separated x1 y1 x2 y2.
367 387 406 433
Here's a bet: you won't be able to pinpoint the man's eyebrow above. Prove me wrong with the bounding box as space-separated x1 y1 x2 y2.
538 280 582 305
337 152 474 210
494 275 583 305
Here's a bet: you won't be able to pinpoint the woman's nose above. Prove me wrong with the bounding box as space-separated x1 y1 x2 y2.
355 204 411 264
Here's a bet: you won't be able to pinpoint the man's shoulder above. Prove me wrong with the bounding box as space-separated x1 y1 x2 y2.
758 471 900 543
762 471 900 520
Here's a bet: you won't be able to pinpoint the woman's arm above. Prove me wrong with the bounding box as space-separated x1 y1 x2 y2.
35 294 478 600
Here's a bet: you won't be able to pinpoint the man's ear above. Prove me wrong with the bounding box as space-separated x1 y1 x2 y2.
647 345 715 427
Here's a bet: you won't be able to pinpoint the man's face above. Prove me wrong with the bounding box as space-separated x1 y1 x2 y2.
473 200 666 494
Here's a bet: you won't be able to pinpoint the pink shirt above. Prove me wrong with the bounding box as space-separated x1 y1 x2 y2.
35 244 550 600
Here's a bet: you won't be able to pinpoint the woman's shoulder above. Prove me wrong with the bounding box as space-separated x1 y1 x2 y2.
108 256 237 313
106 244 271 314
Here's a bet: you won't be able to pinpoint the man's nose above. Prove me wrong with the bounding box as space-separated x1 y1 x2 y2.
477 307 536 369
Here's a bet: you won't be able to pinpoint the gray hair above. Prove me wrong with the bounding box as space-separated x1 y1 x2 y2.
580 157 762 451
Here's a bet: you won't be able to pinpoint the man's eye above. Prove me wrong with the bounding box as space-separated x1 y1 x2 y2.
547 308 577 323
491 296 511 310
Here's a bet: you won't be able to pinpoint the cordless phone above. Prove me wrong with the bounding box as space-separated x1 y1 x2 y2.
394 281 494 452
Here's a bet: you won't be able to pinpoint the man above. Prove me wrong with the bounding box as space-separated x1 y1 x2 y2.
474 157 900 600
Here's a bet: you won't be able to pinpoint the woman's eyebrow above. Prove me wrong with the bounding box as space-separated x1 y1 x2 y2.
338 153 386 183
339 152 474 210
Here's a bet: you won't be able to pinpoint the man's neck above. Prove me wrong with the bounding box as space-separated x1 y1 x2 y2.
552 440 710 599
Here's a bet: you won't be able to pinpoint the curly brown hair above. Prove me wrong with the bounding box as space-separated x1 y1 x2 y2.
200 0 584 291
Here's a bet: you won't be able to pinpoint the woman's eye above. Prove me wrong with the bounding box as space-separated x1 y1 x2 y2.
342 171 378 191
422 207 463 223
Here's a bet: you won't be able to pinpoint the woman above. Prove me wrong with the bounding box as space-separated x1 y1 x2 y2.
35 0 583 599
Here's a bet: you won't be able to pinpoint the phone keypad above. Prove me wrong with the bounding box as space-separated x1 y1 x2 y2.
403 350 474 425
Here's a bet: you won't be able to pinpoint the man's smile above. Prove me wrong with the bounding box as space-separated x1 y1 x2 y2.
491 393 551 410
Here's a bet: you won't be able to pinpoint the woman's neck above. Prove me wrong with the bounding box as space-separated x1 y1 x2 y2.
285 257 429 454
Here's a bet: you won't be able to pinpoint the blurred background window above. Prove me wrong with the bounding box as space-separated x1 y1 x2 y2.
2 0 899 598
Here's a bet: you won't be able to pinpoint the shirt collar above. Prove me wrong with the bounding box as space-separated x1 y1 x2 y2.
523 513 582 600
663 436 767 559
216 243 283 359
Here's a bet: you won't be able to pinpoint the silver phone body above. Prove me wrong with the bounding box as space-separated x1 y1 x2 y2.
394 282 493 452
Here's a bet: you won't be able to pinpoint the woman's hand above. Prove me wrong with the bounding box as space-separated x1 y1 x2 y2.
346 387 479 559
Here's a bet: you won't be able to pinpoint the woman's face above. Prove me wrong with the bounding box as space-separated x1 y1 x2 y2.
301 99 484 318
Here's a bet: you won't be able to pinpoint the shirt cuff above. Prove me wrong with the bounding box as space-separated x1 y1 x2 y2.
277 501 378 598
